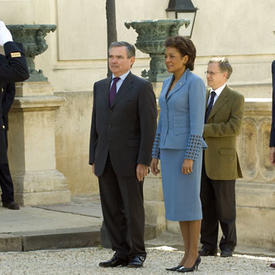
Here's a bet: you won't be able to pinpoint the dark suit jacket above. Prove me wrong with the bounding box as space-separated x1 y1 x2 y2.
0 42 29 163
204 85 244 180
89 72 157 177
270 60 275 146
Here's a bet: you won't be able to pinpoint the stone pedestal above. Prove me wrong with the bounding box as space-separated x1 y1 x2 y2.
144 174 166 235
236 182 275 250
8 81 71 206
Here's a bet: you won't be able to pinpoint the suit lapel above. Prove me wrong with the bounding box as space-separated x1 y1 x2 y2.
111 72 133 108
162 76 173 100
207 85 230 121
103 77 112 108
167 69 189 100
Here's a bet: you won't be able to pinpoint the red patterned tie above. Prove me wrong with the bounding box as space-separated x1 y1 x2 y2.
109 77 120 106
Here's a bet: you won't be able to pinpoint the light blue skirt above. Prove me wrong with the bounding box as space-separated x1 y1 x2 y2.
160 149 203 221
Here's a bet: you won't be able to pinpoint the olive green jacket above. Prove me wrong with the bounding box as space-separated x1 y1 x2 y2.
204 85 244 180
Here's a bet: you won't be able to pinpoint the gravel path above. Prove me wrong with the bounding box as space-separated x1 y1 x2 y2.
0 246 274 274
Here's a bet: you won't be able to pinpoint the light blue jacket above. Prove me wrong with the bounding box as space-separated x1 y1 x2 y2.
152 69 207 160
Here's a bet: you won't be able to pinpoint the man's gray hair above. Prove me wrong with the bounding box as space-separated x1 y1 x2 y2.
209 57 233 79
109 41 136 58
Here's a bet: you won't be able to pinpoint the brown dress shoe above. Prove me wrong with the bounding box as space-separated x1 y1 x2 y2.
2 201 20 210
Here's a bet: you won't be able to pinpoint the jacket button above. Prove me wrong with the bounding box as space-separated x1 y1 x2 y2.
2 125 5 129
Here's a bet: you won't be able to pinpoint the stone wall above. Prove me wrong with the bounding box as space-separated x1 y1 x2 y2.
54 91 98 195
236 100 275 249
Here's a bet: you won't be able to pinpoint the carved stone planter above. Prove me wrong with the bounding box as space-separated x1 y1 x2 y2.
7 24 56 82
125 19 189 82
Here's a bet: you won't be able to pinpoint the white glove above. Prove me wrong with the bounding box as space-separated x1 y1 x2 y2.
0 20 13 46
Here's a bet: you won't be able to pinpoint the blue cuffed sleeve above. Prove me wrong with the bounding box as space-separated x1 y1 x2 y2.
152 133 160 159
184 134 203 160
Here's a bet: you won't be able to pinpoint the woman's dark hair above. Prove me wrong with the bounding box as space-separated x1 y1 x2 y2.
165 36 196 71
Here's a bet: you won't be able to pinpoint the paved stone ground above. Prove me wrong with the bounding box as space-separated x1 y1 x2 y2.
0 246 274 274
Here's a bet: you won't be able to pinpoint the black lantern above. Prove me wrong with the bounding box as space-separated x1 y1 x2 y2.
166 0 198 38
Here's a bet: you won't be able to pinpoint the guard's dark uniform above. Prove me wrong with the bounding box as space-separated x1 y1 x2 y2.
0 41 29 203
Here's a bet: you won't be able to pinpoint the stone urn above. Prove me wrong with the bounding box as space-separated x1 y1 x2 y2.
7 24 56 82
125 19 189 82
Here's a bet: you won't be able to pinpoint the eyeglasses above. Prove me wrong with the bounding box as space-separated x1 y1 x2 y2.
205 71 222 76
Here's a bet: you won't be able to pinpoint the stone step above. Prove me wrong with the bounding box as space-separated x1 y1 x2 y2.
0 224 157 252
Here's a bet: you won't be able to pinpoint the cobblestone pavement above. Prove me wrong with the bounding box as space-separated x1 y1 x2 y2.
0 246 274 274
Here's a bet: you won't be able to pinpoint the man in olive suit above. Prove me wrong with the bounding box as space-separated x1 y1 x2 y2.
200 57 244 257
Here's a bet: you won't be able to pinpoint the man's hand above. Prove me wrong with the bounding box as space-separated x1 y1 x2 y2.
181 159 194 175
150 158 160 176
0 21 13 46
136 164 148 182
270 147 275 165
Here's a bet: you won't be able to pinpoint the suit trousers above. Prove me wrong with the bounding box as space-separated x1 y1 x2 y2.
0 130 14 203
98 155 146 260
200 161 237 251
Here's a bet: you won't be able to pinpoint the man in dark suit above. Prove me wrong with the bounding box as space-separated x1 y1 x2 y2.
200 57 244 257
89 41 157 268
269 60 275 269
0 20 29 210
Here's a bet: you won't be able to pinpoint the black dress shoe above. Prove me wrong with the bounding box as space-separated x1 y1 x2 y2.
2 201 20 210
270 263 275 268
220 248 233 257
166 265 183 271
127 255 145 268
99 254 128 267
199 246 217 256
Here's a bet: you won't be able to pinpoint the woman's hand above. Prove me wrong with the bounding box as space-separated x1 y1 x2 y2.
150 158 160 176
181 159 194 175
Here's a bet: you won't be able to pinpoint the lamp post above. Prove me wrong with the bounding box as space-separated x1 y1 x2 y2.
166 0 197 38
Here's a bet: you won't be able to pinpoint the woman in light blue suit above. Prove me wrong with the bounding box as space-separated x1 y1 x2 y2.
151 36 206 273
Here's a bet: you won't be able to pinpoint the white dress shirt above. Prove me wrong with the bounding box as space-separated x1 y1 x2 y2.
111 71 130 93
207 83 227 106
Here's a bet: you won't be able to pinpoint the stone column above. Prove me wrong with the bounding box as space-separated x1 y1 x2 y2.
9 82 71 205
6 24 71 206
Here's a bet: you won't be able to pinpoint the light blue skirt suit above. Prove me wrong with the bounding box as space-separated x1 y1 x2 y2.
152 69 206 221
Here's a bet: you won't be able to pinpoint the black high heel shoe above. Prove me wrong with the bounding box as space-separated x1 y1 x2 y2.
166 265 183 271
177 256 201 273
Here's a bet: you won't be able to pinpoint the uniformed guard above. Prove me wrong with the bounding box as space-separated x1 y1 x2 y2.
0 20 29 209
